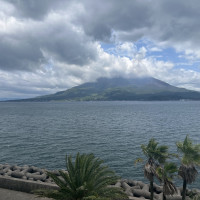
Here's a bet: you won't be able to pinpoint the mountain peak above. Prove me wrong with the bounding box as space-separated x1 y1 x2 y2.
10 76 200 101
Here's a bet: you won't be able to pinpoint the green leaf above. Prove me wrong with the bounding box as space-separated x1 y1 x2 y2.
40 153 128 200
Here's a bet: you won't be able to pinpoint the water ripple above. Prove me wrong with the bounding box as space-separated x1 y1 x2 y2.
0 101 200 188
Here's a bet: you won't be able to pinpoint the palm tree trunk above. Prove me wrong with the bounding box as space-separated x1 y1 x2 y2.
182 179 187 200
163 193 166 200
150 181 154 200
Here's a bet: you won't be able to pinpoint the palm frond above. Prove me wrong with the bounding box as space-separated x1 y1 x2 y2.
178 164 198 184
47 171 66 188
176 135 200 166
141 138 169 164
163 179 177 196
156 163 177 196
134 158 143 165
164 163 178 177
176 135 200 186
41 153 127 200
176 136 200 200
144 162 156 182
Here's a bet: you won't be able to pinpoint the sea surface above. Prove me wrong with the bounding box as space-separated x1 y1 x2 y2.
0 101 200 188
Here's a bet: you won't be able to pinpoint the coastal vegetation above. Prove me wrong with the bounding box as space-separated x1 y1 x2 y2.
1 136 200 200
38 153 127 200
176 136 200 200
156 162 177 200
139 138 169 200
36 136 200 200
137 136 200 200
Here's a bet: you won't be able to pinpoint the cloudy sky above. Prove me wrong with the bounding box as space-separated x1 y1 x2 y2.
1 0 200 99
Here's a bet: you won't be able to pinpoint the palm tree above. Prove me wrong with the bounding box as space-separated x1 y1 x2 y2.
156 162 177 200
176 135 200 200
38 153 127 200
141 138 169 200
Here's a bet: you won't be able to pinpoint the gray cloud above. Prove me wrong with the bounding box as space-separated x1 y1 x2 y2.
75 0 200 49
3 0 200 46
0 0 153 72
75 0 152 41
39 23 97 66
5 0 73 20
1 0 200 72
1 0 200 98
0 32 46 71
0 3 97 71
149 1 200 45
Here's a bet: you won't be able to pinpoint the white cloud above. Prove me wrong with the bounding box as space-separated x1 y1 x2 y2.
0 44 185 98
1 0 200 98
149 47 162 52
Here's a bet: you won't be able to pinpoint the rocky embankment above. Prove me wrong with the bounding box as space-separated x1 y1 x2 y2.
0 164 57 184
113 179 199 200
0 164 200 200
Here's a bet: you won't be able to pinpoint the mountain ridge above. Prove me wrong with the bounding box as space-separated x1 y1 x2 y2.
7 76 200 101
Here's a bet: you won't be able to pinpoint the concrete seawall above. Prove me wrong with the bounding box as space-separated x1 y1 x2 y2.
0 176 58 193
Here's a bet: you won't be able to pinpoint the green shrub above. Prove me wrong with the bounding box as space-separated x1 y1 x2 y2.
38 153 127 200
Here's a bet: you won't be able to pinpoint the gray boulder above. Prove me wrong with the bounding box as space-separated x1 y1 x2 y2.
114 181 121 188
11 171 24 179
26 172 46 181
0 170 4 175
132 188 151 199
132 185 141 190
121 182 131 190
125 188 133 197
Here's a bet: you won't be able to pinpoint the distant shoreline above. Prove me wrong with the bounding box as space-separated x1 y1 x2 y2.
3 77 200 102
2 99 200 102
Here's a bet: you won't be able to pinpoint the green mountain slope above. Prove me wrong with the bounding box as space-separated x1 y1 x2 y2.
13 77 200 101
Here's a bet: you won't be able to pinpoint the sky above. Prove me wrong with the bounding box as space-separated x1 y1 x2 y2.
1 0 200 99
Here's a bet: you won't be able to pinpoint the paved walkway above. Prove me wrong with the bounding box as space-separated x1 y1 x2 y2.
0 188 51 200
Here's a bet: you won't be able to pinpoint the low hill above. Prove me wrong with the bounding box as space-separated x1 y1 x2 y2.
10 77 200 101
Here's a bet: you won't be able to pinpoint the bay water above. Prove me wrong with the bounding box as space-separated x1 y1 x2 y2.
0 101 200 188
